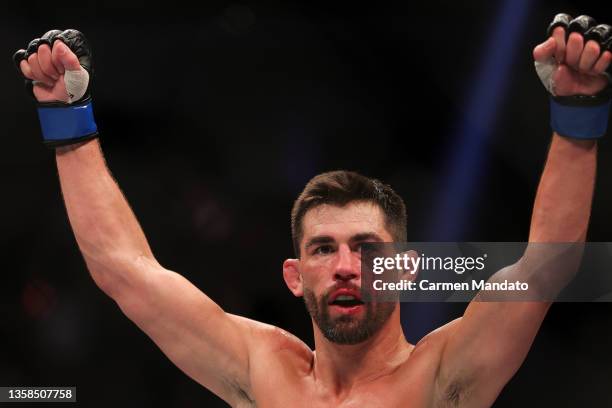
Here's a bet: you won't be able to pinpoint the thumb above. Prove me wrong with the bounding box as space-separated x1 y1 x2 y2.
53 41 82 71
51 40 90 103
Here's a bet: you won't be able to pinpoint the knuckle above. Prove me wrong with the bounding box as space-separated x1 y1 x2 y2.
553 26 566 37
569 31 583 42
25 38 40 57
51 39 66 52
41 29 62 44
13 49 26 67
586 40 600 53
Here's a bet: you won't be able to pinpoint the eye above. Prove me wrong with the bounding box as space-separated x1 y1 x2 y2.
314 245 334 255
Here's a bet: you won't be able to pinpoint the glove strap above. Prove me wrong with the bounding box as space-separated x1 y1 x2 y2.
550 96 610 139
37 98 98 147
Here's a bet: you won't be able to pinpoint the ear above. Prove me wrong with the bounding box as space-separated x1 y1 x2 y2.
399 250 420 282
283 258 303 297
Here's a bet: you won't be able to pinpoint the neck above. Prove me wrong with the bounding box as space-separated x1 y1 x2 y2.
311 306 413 395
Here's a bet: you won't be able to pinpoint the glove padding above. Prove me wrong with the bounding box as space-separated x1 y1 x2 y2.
13 29 98 147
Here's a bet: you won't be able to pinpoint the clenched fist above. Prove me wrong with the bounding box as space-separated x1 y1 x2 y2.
13 29 98 147
534 14 612 97
14 29 92 104
534 14 612 140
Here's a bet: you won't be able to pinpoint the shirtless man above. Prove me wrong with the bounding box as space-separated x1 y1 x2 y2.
13 13 611 407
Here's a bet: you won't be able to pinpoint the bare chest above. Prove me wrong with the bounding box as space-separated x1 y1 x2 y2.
246 353 440 408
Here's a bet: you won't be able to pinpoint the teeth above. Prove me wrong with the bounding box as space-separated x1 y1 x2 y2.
336 295 356 301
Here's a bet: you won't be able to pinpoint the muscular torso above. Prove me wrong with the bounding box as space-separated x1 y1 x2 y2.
237 328 453 408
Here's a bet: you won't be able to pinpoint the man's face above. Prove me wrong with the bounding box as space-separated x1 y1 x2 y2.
298 201 396 345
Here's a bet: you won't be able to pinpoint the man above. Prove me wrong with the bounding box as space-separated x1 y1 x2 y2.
13 13 611 407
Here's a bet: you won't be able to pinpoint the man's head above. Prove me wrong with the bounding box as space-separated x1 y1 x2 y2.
290 171 407 257
283 171 407 345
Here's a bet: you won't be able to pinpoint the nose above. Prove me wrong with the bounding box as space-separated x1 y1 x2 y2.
333 244 359 282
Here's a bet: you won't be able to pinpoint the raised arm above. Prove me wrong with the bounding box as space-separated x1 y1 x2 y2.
528 133 596 243
433 15 609 406
14 30 258 405
56 139 256 404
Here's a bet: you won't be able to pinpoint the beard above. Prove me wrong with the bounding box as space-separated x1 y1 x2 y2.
303 286 395 345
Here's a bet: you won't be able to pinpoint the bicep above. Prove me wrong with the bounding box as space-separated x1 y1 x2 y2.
437 298 550 405
437 247 580 404
111 259 253 404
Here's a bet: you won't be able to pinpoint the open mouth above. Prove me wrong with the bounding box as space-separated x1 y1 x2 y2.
328 289 365 309
330 295 364 307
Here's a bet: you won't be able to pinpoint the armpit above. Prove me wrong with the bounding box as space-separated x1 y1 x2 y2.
439 379 472 408
223 375 256 408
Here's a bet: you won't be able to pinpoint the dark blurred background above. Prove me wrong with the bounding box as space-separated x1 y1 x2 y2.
2 0 612 406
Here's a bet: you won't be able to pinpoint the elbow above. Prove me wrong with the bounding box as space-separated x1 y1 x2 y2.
84 253 160 301
518 242 585 299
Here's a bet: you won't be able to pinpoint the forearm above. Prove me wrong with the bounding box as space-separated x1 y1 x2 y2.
493 133 597 298
56 138 155 294
457 131 599 400
528 132 597 243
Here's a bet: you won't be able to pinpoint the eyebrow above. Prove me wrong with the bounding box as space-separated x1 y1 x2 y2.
350 232 385 243
304 235 335 250
304 232 385 250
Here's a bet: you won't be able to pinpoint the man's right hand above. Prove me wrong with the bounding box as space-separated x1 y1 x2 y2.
14 30 92 104
17 30 265 407
16 40 80 103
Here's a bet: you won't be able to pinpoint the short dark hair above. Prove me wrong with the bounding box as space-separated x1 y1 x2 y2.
291 170 407 257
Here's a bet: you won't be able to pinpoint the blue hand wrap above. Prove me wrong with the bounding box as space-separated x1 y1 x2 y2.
550 96 610 139
37 99 98 146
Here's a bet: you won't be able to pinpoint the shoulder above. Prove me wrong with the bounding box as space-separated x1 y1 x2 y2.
415 317 462 353
403 317 462 375
223 315 313 403
229 314 313 360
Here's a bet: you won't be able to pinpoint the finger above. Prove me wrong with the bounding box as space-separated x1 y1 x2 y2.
50 49 64 74
592 50 612 75
52 41 81 72
533 37 556 62
578 40 601 73
37 44 60 80
19 60 34 80
50 43 65 75
27 53 54 85
13 49 27 74
24 38 40 59
552 26 567 63
39 29 64 73
565 32 584 69
546 13 572 38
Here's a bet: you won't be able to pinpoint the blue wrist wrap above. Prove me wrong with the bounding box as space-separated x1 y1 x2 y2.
550 96 610 139
37 99 98 146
